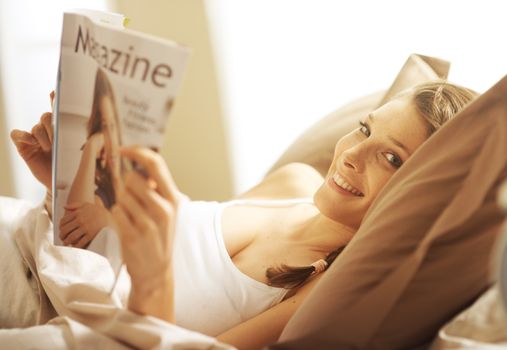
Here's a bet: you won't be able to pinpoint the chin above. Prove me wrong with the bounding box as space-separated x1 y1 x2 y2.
314 182 363 229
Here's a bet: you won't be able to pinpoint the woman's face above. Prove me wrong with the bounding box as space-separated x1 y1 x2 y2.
314 94 429 230
100 96 121 177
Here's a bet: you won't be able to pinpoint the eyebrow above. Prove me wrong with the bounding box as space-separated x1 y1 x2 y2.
367 113 412 156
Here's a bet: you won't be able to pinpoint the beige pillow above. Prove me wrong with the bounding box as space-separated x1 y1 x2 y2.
270 75 507 350
268 53 450 176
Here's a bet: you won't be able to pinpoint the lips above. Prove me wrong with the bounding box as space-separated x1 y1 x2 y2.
331 173 364 196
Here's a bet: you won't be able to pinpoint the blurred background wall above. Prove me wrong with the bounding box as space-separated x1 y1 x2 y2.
0 0 115 202
0 0 235 202
0 70 14 197
1 0 506 203
114 0 234 201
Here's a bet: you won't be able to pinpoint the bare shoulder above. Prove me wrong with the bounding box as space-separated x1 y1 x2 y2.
237 162 324 200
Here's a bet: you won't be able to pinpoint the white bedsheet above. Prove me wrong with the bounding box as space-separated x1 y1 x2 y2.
429 285 507 350
0 196 234 350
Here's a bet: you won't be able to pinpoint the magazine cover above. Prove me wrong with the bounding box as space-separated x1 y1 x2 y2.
53 9 190 259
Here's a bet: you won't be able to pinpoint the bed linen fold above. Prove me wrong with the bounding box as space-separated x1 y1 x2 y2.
1 197 233 350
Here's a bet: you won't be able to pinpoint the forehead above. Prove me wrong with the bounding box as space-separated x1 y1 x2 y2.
369 95 429 153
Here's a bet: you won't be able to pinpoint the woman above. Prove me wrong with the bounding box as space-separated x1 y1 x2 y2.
59 68 124 247
109 81 478 350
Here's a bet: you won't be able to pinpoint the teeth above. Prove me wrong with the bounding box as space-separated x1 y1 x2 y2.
332 174 363 196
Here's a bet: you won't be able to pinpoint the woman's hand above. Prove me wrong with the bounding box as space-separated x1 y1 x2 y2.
66 131 105 209
59 202 111 248
111 146 184 322
10 91 55 191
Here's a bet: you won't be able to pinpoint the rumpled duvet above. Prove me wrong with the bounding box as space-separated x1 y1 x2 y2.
0 196 234 350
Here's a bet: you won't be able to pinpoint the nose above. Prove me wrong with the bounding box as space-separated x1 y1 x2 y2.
341 146 364 173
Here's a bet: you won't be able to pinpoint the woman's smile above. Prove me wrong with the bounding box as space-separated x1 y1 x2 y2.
327 174 364 197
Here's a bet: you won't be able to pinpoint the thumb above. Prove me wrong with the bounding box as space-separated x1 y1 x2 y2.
64 202 84 210
10 129 37 147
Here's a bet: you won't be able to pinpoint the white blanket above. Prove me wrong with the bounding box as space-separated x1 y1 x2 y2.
0 196 234 350
429 285 507 350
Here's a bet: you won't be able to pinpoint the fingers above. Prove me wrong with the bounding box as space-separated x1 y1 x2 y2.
10 129 37 147
59 211 79 240
73 234 92 249
120 146 179 202
40 111 53 144
11 111 53 153
59 219 79 240
117 188 159 237
124 171 171 228
31 117 51 152
59 210 76 226
59 202 108 248
62 227 85 246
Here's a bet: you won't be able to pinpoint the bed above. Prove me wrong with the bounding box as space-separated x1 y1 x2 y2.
2 53 507 350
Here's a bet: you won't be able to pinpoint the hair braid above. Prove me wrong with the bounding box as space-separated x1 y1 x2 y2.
266 246 345 289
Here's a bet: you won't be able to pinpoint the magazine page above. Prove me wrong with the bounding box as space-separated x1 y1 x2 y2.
53 9 190 264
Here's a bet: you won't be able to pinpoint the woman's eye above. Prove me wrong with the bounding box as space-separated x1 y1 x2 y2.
358 121 370 137
385 153 403 168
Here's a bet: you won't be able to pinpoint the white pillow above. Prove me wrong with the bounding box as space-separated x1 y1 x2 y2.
429 285 507 349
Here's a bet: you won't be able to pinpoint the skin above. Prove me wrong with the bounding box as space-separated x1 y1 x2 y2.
314 94 429 230
10 92 54 217
13 91 429 350
100 96 122 193
113 94 430 350
60 94 121 247
219 95 429 288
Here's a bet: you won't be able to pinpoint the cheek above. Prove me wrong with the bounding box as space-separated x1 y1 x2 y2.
330 134 358 166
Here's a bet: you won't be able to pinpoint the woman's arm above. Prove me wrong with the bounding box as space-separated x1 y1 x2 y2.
111 146 185 322
66 133 104 205
217 274 323 350
112 147 322 349
59 200 114 247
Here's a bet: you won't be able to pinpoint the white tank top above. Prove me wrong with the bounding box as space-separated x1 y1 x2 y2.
172 197 314 336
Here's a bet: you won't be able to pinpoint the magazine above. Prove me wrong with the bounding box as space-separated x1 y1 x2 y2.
52 8 190 267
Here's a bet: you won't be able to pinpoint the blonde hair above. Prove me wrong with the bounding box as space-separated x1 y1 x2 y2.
408 80 479 135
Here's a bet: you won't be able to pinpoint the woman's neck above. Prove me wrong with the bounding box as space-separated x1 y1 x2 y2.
287 210 356 255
